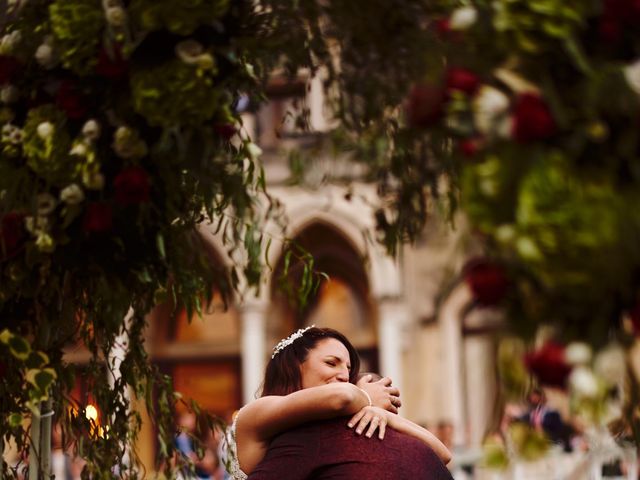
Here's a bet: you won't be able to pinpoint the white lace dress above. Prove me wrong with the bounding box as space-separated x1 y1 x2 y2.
226 411 248 480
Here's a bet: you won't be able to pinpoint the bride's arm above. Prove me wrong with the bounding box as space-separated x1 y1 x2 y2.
239 382 373 441
348 406 452 464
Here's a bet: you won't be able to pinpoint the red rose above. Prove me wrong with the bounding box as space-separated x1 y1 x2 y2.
446 68 480 96
83 202 113 234
405 83 446 128
460 138 482 158
598 17 623 44
0 211 26 259
524 342 571 389
56 80 88 119
464 258 509 306
630 302 640 336
435 18 451 36
603 0 640 25
214 124 237 140
114 166 151 206
0 55 20 84
95 46 129 79
512 94 556 143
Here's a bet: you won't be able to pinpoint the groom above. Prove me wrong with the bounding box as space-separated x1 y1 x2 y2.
247 415 453 479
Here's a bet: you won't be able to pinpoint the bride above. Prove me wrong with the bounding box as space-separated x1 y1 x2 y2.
227 326 451 479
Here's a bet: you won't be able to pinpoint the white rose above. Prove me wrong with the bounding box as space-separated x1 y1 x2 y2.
623 58 640 96
594 345 626 386
569 366 600 399
0 30 21 54
36 121 54 139
105 6 126 27
36 193 57 216
70 142 88 157
473 86 510 136
1 85 19 104
35 43 55 68
60 184 85 205
450 6 478 30
82 119 101 141
565 342 592 366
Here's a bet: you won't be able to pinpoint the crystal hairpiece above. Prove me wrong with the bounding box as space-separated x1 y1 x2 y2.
271 325 315 359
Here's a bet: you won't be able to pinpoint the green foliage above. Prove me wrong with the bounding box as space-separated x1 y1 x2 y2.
49 0 105 74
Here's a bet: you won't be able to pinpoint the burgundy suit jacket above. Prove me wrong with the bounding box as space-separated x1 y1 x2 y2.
247 416 453 480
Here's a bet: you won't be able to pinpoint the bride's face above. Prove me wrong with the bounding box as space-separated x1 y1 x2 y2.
300 338 351 389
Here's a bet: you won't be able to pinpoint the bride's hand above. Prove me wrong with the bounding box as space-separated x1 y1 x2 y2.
357 375 402 414
347 406 389 439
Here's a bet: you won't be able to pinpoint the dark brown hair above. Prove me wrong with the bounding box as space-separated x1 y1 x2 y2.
261 327 361 396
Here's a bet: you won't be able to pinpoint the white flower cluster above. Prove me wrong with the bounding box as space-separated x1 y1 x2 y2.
271 325 315 359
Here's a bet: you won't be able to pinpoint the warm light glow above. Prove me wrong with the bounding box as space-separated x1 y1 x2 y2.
85 404 98 422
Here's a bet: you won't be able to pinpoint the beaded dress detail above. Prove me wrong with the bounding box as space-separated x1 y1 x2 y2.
226 411 248 480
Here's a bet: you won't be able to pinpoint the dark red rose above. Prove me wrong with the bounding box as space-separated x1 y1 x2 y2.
460 138 482 158
512 94 556 143
214 124 237 140
114 166 151 206
83 202 113 234
55 80 87 119
95 46 129 79
0 55 20 84
524 342 571 389
0 211 26 259
405 83 446 128
464 258 509 306
630 302 640 336
446 68 480 96
603 0 640 25
435 18 451 36
598 16 623 44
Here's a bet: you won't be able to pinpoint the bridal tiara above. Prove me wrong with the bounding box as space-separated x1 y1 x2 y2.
271 325 315 359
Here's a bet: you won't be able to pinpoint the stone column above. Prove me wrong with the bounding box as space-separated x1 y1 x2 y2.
377 297 409 401
239 300 267 405
439 283 471 446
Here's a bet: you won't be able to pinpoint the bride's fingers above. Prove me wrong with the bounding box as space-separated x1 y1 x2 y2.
347 409 366 428
378 419 387 440
365 417 381 438
355 413 374 434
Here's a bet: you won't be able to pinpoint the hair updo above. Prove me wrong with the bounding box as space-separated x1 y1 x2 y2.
260 327 360 397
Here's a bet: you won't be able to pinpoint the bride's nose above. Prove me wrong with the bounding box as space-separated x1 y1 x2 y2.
336 370 349 382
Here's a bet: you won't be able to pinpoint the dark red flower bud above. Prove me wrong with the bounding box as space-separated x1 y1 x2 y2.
524 342 571 389
512 94 556 143
446 68 480 96
0 55 21 84
114 166 151 206
603 0 640 25
435 18 451 36
464 258 509 306
405 83 446 128
95 46 129 79
598 16 623 44
460 138 482 158
630 302 640 336
83 202 113 234
214 124 237 140
0 211 26 259
55 80 88 119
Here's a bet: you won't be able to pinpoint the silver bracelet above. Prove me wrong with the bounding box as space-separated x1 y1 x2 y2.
358 387 372 407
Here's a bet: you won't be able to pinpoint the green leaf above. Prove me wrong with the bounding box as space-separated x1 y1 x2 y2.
8 335 30 360
8 413 23 427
